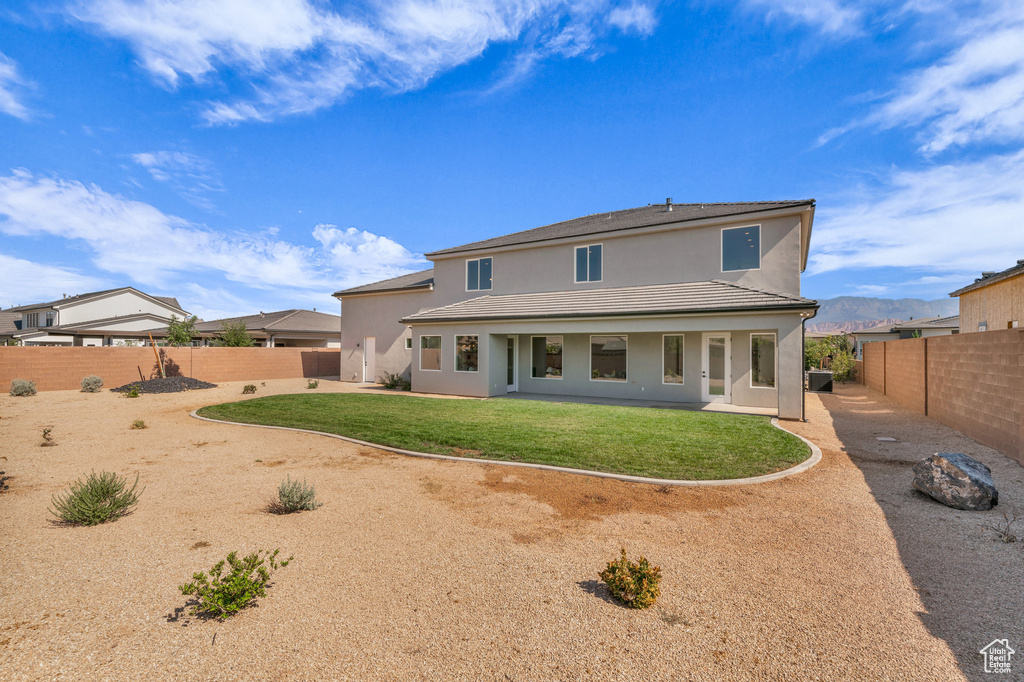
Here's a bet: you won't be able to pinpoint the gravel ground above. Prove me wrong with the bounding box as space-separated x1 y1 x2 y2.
110 376 218 393
1 379 1020 680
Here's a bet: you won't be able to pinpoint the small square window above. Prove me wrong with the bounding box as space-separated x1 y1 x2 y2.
590 335 626 381
405 337 413 350
722 226 760 271
466 258 492 291
575 244 602 283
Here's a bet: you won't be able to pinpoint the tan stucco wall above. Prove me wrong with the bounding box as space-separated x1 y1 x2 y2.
958 273 1024 332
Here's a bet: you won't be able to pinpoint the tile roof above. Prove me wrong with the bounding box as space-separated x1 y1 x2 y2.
0 311 22 335
950 260 1024 296
190 309 340 334
425 201 814 257
401 280 817 324
855 315 960 335
5 287 187 312
334 269 435 296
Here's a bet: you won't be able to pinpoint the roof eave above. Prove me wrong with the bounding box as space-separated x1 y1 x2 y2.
401 302 819 325
334 283 434 298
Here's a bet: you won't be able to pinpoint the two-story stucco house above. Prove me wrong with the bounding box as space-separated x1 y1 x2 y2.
6 287 191 346
334 200 819 419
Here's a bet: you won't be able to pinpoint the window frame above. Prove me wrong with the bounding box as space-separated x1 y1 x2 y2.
465 257 493 292
589 334 628 382
45 311 55 327
574 243 603 283
454 334 480 373
25 312 39 328
530 335 564 380
405 337 413 350
419 335 442 372
749 332 777 389
721 224 762 273
662 334 685 385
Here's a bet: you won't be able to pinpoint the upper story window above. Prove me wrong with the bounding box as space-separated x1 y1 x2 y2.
466 257 492 291
722 225 760 272
45 311 55 327
575 244 602 283
25 312 39 328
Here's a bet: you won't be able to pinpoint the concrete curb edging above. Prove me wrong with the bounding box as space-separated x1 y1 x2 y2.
189 410 823 487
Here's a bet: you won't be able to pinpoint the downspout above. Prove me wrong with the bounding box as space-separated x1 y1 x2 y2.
801 307 818 422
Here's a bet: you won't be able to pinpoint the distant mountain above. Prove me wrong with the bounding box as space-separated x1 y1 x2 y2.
805 297 958 334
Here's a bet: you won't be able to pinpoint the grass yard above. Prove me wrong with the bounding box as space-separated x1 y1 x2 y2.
197 394 809 480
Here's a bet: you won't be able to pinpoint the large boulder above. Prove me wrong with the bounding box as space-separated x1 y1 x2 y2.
912 453 998 511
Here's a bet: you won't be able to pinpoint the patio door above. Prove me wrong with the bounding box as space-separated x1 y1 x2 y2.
506 336 518 392
362 336 375 382
701 333 731 403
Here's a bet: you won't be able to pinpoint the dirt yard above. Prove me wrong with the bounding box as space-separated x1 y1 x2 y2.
1 379 1021 680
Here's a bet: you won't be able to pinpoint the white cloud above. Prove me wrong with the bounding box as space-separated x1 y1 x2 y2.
809 150 1024 277
131 150 224 210
0 52 32 120
608 3 656 36
0 254 108 309
741 0 865 35
0 170 427 303
70 0 655 123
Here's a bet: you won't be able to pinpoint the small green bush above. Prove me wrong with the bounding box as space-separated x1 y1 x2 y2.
81 375 104 393
267 476 323 514
41 428 56 447
379 372 412 391
306 379 319 389
179 549 292 619
130 419 147 430
599 549 662 609
49 471 143 526
10 379 36 397
242 384 257 394
123 386 141 398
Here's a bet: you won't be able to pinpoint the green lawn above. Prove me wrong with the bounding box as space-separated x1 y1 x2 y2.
196 394 810 481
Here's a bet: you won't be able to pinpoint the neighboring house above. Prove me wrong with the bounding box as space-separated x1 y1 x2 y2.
0 310 22 344
335 199 818 420
850 316 959 359
950 259 1024 332
158 309 341 347
5 288 191 346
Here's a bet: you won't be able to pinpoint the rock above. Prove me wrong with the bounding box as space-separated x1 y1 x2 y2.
912 453 998 511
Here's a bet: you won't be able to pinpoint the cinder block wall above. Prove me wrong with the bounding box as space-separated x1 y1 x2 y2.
884 337 927 414
858 330 1023 465
0 347 340 392
863 342 885 393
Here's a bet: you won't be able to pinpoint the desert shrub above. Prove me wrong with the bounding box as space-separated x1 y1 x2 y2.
242 384 257 394
49 471 143 526
179 549 292 619
130 419 147 430
379 372 412 391
41 428 56 447
123 386 141 398
306 379 319 389
10 379 36 397
81 375 104 393
267 476 323 514
599 549 662 609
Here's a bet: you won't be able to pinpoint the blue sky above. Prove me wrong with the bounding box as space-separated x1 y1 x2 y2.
1 0 1022 319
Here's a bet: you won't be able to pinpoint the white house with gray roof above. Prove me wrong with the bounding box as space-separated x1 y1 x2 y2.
334 199 819 419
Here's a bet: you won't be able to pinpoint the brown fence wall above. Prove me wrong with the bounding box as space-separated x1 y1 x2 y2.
0 347 340 392
859 330 1024 465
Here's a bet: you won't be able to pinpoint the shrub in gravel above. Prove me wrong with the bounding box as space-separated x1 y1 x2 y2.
49 471 143 526
81 375 104 393
10 379 36 397
379 372 411 391
599 549 662 609
130 419 147 430
267 476 323 514
179 549 292 619
242 384 257 394
123 386 141 398
41 428 56 447
306 379 319 389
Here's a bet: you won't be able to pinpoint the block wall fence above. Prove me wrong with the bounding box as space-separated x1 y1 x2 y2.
0 347 340 392
858 329 1024 465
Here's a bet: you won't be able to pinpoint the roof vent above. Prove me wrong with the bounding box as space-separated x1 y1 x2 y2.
982 271 996 278
666 198 672 212
1018 259 1024 265
260 311 265 317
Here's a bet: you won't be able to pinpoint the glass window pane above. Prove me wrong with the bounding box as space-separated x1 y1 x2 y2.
708 336 726 395
575 246 588 282
588 245 602 281
751 334 776 388
663 335 684 384
455 335 479 372
531 336 562 378
467 260 479 290
479 258 492 290
722 226 760 271
591 335 627 381
420 335 441 371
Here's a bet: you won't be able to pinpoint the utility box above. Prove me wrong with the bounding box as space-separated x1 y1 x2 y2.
807 370 833 393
